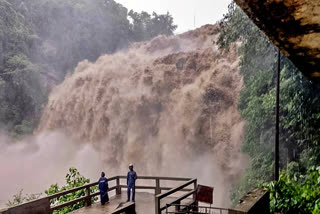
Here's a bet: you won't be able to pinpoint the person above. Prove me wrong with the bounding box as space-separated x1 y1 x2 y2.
98 172 109 205
127 163 137 202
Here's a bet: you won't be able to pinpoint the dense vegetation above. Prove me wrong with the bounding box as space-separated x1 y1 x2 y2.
45 168 98 214
0 0 177 137
267 166 320 214
7 168 95 214
218 3 320 213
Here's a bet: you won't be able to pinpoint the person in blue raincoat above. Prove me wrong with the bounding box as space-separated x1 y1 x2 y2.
99 172 109 205
127 164 137 202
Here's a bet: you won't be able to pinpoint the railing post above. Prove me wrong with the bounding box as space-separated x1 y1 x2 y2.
193 179 197 201
85 186 92 207
175 201 181 212
193 179 198 212
155 178 161 195
116 176 121 195
155 196 160 214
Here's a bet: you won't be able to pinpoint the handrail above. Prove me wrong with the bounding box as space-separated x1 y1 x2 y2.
48 175 196 212
155 178 197 214
165 204 244 214
168 189 196 206
48 182 98 200
1 175 195 214
119 185 193 192
118 175 192 181
157 179 196 200
49 176 119 211
48 176 118 200
51 195 87 210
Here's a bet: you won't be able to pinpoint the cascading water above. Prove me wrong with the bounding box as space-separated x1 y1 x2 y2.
1 25 247 207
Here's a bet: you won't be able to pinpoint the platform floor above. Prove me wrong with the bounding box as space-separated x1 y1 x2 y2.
70 191 186 214
71 192 174 214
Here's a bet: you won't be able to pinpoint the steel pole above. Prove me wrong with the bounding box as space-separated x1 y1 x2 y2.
275 48 280 181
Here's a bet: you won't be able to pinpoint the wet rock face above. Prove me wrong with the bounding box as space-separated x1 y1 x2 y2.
235 0 320 81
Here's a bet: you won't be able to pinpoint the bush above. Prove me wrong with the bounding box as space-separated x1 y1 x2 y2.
266 166 320 214
45 168 98 214
6 189 42 207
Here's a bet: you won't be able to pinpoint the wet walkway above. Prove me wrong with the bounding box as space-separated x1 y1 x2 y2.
70 191 191 214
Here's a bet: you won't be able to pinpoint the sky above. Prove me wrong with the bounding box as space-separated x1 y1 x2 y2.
116 0 232 33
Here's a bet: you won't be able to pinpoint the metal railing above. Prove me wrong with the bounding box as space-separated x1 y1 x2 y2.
1 175 197 214
165 204 243 214
48 176 195 213
0 177 268 214
155 178 198 214
49 176 120 212
49 175 195 213
118 176 193 195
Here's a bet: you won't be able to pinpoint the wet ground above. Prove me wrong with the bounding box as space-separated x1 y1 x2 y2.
70 191 187 214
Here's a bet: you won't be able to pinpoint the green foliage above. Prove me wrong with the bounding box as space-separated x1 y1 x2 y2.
0 0 177 137
45 167 98 214
0 0 46 136
218 6 280 205
218 3 320 211
0 53 46 136
128 10 177 41
266 166 320 214
6 189 42 207
6 168 97 213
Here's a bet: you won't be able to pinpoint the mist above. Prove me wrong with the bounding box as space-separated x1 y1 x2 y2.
0 0 249 209
0 131 103 208
37 25 246 207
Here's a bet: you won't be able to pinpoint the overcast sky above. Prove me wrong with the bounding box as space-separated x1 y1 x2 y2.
116 0 232 33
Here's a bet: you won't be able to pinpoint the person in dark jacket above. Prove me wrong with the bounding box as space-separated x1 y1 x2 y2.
127 164 137 202
99 172 109 205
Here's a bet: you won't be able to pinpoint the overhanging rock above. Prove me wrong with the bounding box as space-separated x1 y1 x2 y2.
235 0 320 81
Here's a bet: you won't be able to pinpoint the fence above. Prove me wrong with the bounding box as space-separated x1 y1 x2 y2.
0 175 195 214
49 175 196 213
1 177 269 214
155 178 198 214
48 176 119 212
165 204 241 214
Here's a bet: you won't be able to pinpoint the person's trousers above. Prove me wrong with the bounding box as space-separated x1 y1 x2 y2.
100 191 109 205
127 184 135 201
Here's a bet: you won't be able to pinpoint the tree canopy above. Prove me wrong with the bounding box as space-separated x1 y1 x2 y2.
218 4 320 213
0 0 177 136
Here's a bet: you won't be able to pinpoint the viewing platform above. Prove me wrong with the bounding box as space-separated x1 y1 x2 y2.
0 175 269 214
70 191 186 214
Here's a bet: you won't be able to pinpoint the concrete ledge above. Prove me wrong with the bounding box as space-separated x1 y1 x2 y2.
0 198 51 214
232 188 270 214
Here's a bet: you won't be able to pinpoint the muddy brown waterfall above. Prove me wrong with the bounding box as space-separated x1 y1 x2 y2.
38 25 247 206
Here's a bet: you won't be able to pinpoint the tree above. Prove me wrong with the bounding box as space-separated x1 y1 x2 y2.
45 168 98 214
128 10 177 41
217 3 320 208
0 0 47 136
0 0 178 137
